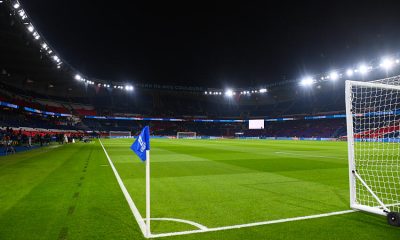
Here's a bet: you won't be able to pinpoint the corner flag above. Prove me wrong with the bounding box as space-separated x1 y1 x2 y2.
130 126 150 161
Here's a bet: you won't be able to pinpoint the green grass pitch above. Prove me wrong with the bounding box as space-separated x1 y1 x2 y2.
0 139 399 239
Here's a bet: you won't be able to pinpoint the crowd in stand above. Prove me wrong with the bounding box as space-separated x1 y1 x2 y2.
0 125 87 155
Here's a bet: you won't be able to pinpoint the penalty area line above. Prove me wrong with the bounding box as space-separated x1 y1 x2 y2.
149 209 356 238
99 139 147 236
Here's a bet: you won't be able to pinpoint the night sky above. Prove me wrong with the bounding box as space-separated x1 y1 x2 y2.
22 1 400 87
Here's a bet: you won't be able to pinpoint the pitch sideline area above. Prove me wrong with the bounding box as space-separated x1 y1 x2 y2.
100 139 360 238
1 139 399 240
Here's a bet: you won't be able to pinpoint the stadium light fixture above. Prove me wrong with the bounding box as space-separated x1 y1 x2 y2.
74 74 82 81
13 2 20 9
329 71 339 81
27 24 34 32
380 58 394 70
300 77 314 86
33 32 40 40
259 88 267 93
41 43 48 50
225 89 234 97
125 85 134 91
358 64 369 75
346 69 354 77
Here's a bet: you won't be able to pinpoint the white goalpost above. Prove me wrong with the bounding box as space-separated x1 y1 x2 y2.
345 77 400 226
177 132 197 139
109 131 132 138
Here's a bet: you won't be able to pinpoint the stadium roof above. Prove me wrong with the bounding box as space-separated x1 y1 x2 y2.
3 1 400 95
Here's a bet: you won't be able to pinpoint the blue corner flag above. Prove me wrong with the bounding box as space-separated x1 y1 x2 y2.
130 126 150 161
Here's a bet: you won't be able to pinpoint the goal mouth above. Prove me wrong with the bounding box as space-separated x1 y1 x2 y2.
346 78 400 220
109 131 132 138
176 132 197 139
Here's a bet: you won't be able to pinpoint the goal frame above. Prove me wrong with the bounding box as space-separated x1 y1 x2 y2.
345 80 400 216
176 132 197 139
109 131 132 138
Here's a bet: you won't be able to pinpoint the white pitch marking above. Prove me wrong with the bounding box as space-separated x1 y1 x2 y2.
275 151 345 160
100 164 109 167
150 218 208 230
100 139 356 239
149 210 356 238
99 140 147 236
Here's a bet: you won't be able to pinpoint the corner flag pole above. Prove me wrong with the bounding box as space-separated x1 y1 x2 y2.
146 149 151 238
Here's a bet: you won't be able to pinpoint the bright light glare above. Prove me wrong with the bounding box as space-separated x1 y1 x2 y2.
13 3 20 9
27 25 34 32
125 85 134 91
225 89 234 97
300 77 314 86
358 65 369 75
346 69 354 77
74 74 82 81
380 58 394 70
259 88 267 93
329 71 339 81
33 32 40 40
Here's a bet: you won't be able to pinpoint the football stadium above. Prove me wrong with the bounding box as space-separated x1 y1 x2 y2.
0 1 399 239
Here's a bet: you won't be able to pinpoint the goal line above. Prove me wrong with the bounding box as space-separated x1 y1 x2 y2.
99 139 356 238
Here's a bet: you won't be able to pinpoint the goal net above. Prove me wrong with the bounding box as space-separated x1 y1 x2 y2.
109 131 132 138
345 77 400 217
177 132 196 139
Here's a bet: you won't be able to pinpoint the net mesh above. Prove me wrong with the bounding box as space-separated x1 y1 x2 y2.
177 132 196 139
109 131 131 138
350 76 400 213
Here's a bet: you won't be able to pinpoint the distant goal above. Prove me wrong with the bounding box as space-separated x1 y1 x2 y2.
177 132 197 139
109 131 132 138
346 77 400 226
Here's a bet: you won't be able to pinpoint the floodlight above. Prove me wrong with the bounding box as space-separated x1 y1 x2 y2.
380 58 394 70
259 88 267 93
329 71 339 81
33 32 40 40
225 89 234 97
74 74 82 81
346 69 354 77
300 77 314 86
396 59 400 64
204 91 207 94
41 43 48 49
13 3 20 9
358 64 369 75
125 85 134 91
27 25 34 32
